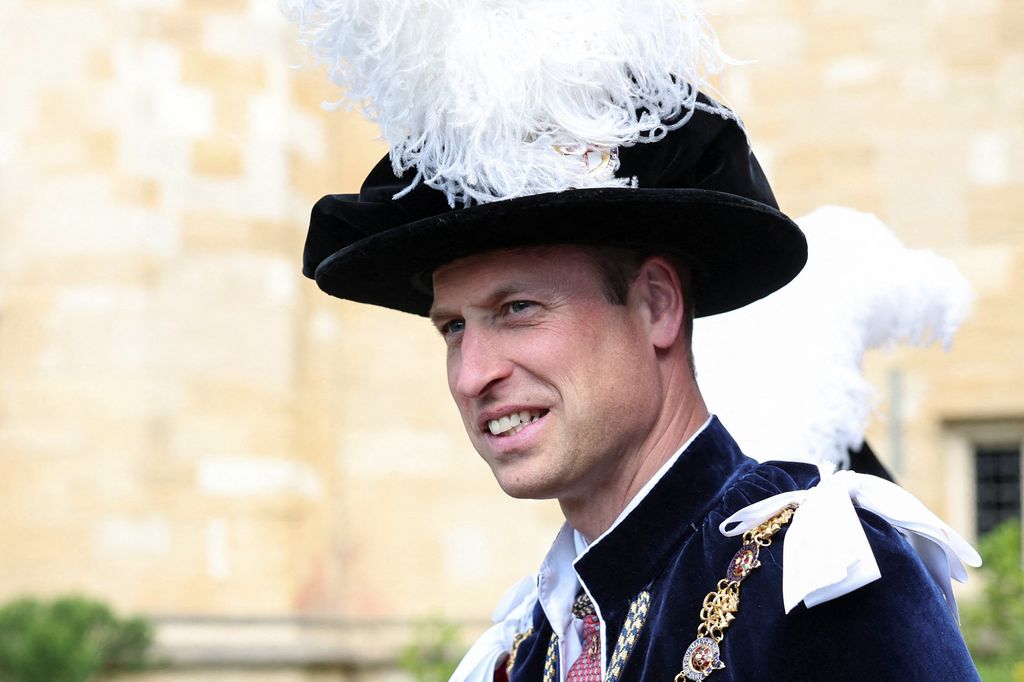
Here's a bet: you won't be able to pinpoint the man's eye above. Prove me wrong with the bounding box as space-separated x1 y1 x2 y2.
441 319 465 336
506 300 534 314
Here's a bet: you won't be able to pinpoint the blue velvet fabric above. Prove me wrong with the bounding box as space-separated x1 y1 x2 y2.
508 418 980 681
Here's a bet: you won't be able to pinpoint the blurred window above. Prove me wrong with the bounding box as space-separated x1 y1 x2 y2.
975 444 1022 537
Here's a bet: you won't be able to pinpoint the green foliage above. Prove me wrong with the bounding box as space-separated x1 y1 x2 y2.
975 660 1024 682
398 617 463 682
962 519 1024 678
0 595 153 682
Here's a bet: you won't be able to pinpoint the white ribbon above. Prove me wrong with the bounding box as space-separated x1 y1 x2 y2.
719 466 982 621
450 573 538 682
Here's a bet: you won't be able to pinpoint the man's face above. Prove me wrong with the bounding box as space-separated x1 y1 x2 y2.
430 245 662 503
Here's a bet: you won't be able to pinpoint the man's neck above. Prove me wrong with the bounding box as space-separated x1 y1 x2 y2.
560 393 710 542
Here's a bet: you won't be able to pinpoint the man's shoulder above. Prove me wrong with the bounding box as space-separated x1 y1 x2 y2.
741 506 979 680
695 465 982 681
713 457 821 516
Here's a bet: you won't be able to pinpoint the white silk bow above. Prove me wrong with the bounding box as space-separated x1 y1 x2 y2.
719 466 982 620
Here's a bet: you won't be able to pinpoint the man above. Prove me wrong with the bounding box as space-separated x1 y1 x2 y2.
289 2 981 678
303 114 980 680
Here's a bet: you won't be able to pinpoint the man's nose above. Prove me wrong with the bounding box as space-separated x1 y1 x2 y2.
452 326 512 399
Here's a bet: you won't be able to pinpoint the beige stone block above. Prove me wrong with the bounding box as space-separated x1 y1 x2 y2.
197 456 322 499
995 52 1024 110
91 513 294 614
181 211 297 254
151 80 215 139
7 254 165 290
317 135 367 188
953 245 1017 298
37 89 90 132
213 93 250 133
998 2 1024 48
876 131 970 249
183 0 247 11
191 137 243 176
0 291 53 376
182 50 267 91
87 49 115 80
934 15 1000 70
38 284 157 374
155 254 297 389
810 0 890 15
25 133 90 174
772 141 882 217
90 135 123 173
93 515 173 558
820 55 890 94
870 22 933 60
966 128 1015 183
968 185 1024 243
113 174 161 207
140 9 204 46
288 153 335 203
290 111 386 194
806 19 870 60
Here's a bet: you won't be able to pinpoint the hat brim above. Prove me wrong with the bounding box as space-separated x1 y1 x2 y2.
313 186 806 318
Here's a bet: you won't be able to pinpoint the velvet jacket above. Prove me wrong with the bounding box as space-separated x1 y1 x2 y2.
506 418 979 681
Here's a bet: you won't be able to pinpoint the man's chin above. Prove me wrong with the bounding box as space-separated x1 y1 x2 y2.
476 443 565 499
491 471 563 501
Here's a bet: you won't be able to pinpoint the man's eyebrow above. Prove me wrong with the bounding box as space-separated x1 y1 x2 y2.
428 305 455 327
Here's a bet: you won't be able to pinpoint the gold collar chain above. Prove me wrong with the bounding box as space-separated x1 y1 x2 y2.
677 504 798 681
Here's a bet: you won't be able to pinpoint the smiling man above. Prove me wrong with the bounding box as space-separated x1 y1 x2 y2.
289 1 981 679
302 115 981 678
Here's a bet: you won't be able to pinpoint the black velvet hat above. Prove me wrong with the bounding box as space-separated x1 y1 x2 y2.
303 104 806 318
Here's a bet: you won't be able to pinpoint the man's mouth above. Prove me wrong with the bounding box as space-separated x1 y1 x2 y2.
486 410 546 437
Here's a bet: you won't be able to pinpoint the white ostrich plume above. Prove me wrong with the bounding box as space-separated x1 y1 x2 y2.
694 206 973 468
283 0 734 206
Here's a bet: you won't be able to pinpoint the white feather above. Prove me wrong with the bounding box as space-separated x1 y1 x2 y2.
282 0 734 206
694 206 973 467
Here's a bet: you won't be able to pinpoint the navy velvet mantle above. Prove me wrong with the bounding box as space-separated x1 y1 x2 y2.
507 418 979 681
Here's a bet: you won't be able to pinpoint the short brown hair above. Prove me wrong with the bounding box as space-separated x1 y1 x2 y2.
585 246 696 374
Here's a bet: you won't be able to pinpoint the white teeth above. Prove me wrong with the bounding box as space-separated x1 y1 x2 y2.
487 410 543 436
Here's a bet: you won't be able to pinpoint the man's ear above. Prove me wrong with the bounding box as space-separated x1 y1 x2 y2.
634 256 686 350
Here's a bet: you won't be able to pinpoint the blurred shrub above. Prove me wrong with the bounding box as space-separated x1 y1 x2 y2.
398 617 463 682
962 519 1024 679
0 594 152 682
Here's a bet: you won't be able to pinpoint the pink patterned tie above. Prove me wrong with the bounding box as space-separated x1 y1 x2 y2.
567 593 601 681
